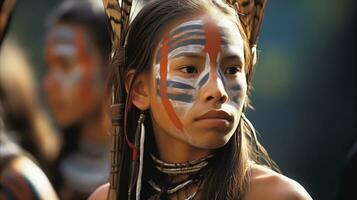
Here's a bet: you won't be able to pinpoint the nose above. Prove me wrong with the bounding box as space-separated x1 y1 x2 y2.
201 76 228 104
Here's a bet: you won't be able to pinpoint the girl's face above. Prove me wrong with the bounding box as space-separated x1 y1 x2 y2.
148 14 247 149
43 24 104 126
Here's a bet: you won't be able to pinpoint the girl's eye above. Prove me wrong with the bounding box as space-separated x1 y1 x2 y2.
179 66 198 74
224 66 241 75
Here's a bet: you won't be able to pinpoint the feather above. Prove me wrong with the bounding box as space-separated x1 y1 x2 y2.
102 0 134 48
0 0 16 46
120 0 133 44
101 1 125 200
101 1 137 199
102 0 122 49
227 0 268 46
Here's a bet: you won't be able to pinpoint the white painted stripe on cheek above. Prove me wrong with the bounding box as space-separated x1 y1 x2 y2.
155 20 206 120
53 66 84 98
169 76 195 86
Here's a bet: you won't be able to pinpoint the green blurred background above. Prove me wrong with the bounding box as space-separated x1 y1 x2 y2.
4 0 357 199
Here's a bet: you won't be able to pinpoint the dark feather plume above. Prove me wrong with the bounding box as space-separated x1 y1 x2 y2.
120 0 133 45
101 0 134 199
102 0 122 49
0 0 16 46
227 0 268 46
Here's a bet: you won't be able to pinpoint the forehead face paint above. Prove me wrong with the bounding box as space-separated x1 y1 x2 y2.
49 26 76 57
46 25 101 98
154 17 246 133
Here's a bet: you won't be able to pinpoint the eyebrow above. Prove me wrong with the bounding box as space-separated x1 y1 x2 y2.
169 39 206 53
222 55 244 67
155 44 203 63
168 45 204 59
169 35 230 54
169 51 203 59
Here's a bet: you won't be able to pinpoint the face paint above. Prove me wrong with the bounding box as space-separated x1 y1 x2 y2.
45 25 103 98
50 26 77 57
154 17 246 134
52 65 84 98
44 24 106 126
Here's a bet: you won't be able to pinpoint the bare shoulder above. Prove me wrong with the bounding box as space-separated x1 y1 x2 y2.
0 156 58 200
243 164 312 200
88 183 109 200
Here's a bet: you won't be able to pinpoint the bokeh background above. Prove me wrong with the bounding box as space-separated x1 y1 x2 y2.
2 0 356 199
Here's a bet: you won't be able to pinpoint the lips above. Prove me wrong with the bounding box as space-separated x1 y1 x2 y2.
195 110 233 122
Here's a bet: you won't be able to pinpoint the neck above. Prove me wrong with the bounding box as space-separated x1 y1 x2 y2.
152 124 212 164
80 110 109 144
149 136 210 200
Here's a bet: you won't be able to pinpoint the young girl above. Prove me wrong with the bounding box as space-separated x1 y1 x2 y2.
91 0 312 199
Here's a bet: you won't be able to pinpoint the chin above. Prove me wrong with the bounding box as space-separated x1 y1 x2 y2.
55 113 78 127
191 133 232 150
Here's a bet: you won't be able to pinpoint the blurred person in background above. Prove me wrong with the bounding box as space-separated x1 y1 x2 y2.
0 38 61 168
43 0 111 199
0 117 59 200
0 0 58 198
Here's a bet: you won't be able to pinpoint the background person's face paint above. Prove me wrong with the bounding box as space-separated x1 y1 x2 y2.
45 25 99 98
44 24 104 126
153 16 247 137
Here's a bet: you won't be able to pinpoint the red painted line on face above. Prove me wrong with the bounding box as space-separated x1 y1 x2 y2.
159 33 184 132
157 19 222 133
202 18 221 82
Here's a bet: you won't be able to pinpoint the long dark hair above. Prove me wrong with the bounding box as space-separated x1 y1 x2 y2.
109 0 277 199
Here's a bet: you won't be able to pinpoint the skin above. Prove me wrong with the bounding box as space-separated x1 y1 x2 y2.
44 23 109 143
89 165 312 200
142 15 247 163
44 23 104 128
89 13 312 200
243 164 312 200
0 156 59 200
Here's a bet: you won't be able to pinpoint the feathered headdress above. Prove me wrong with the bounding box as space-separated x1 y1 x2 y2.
101 0 267 199
227 0 267 65
101 1 134 199
0 0 16 46
227 0 267 47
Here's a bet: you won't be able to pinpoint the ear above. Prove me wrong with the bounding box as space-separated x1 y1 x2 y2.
125 70 150 110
